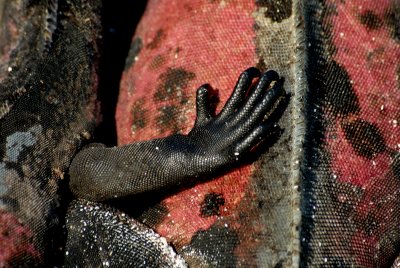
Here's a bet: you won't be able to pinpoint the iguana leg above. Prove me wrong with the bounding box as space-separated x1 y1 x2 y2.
68 67 285 202
65 68 285 266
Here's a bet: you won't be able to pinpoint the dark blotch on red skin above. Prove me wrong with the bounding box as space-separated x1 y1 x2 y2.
341 119 386 159
146 29 166 50
359 10 382 30
333 182 363 215
391 153 400 180
154 67 195 102
124 37 143 70
256 0 293 23
325 61 361 117
360 214 378 236
200 192 225 217
154 67 195 134
385 1 400 42
376 228 400 267
149 54 167 70
130 98 148 132
186 225 239 267
157 105 180 133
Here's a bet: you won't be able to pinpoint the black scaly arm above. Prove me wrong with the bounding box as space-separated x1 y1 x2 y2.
65 68 286 267
68 68 285 202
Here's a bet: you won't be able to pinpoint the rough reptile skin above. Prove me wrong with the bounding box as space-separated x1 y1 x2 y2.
0 0 399 267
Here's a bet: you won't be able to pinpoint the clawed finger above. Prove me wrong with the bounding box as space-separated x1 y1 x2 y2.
219 67 260 119
228 76 285 150
234 121 279 155
194 85 212 127
233 70 280 123
246 78 285 125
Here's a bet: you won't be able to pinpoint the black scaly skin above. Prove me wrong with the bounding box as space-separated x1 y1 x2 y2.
0 0 102 265
65 199 188 267
69 68 284 201
0 1 286 266
65 68 285 266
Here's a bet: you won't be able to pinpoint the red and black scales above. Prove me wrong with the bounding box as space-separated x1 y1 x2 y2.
0 0 399 267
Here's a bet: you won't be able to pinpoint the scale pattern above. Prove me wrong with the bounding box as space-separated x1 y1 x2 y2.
0 0 102 265
118 1 302 266
118 0 400 266
0 0 398 267
302 1 400 266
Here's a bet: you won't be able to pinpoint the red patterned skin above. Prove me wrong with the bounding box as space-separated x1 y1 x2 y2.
0 0 397 266
327 0 399 186
118 0 400 266
323 0 400 266
116 0 262 261
0 211 41 266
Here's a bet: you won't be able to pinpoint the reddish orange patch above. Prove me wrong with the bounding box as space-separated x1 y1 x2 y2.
117 0 258 246
326 0 400 186
324 0 400 265
0 210 41 265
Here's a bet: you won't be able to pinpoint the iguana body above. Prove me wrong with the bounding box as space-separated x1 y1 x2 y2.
115 0 400 266
0 0 399 267
0 0 101 265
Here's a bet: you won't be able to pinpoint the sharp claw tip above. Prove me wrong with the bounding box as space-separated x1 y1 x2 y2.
198 85 208 94
244 67 261 77
263 70 279 81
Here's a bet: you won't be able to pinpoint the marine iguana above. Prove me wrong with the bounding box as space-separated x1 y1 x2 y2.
0 0 399 267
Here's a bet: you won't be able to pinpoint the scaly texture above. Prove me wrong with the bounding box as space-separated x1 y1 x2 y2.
118 1 303 266
302 0 400 266
0 0 102 265
68 67 286 266
117 0 399 267
0 0 399 267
